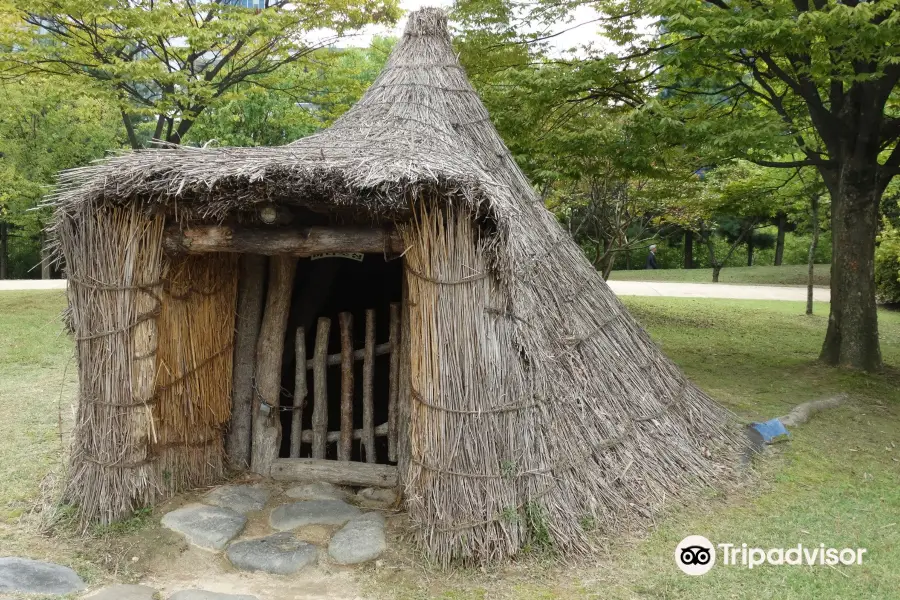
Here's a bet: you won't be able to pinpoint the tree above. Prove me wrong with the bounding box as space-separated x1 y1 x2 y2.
619 0 897 368
0 76 122 278
186 39 394 147
1 0 400 149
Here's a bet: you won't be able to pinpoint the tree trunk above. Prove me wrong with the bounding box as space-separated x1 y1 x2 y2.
251 255 298 475
0 222 8 279
806 198 819 316
820 174 881 371
226 254 267 468
746 236 754 267
774 212 787 266
684 230 694 269
712 264 722 283
40 234 51 280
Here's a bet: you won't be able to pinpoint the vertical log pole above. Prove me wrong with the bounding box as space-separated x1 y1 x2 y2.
227 254 267 469
362 309 376 463
250 255 297 475
338 313 354 462
311 317 330 459
388 302 401 462
291 327 307 458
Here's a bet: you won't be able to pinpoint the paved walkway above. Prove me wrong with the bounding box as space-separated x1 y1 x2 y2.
0 279 67 290
606 279 830 302
0 278 829 302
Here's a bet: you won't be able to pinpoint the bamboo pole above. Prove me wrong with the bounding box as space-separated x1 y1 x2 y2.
227 254 267 468
311 317 330 459
338 312 354 462
250 255 297 475
291 327 307 458
300 422 387 444
388 302 401 462
362 309 376 463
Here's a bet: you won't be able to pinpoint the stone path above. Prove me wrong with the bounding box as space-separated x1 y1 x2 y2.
606 279 831 302
2 481 393 599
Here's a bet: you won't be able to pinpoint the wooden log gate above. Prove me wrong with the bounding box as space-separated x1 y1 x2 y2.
287 303 401 465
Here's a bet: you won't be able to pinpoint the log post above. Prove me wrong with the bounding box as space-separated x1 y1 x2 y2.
388 302 401 462
271 458 398 488
226 254 267 468
338 312 354 462
311 317 331 459
362 309 376 463
250 255 297 475
291 327 307 458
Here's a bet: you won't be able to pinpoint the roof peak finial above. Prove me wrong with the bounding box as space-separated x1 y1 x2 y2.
404 7 449 37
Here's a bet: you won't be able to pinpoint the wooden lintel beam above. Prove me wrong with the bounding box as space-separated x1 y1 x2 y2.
164 225 405 256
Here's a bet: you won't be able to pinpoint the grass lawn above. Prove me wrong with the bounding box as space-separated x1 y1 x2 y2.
1 290 898 599
609 263 831 287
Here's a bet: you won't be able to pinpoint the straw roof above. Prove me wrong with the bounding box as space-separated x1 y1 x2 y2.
52 7 746 564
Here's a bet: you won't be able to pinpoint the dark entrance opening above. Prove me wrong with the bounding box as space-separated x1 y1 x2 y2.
278 254 403 463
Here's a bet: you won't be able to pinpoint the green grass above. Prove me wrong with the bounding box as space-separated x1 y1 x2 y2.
0 290 73 521
609 263 831 287
2 290 899 599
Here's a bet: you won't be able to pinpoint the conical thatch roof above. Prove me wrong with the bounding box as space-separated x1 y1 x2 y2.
53 8 745 564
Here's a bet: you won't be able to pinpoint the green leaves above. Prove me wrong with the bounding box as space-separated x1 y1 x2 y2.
1 0 401 147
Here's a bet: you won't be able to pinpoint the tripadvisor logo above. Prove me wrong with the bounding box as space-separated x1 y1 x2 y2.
675 536 867 575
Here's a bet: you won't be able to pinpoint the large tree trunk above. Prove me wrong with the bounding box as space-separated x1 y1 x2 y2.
774 212 787 266
684 230 693 269
746 236 754 266
820 173 882 371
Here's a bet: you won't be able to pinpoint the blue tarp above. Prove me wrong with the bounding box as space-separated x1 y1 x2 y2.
750 418 790 443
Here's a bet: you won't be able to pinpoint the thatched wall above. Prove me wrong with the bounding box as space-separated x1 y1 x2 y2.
154 254 238 494
60 206 166 524
58 205 237 523
400 198 743 565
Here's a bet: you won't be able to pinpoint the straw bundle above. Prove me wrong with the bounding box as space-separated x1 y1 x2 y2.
401 199 531 562
154 254 238 494
58 206 165 525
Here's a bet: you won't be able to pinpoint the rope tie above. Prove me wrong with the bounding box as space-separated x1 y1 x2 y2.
404 264 489 285
412 388 540 415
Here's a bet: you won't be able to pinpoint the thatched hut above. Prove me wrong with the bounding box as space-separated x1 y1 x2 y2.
51 8 744 564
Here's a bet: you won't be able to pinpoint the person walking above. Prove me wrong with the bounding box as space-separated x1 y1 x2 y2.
645 244 658 270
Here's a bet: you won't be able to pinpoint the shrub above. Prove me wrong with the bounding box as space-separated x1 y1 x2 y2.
875 222 900 304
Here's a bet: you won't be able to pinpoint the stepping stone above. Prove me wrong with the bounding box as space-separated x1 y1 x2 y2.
356 487 399 509
86 584 158 600
270 500 361 531
328 512 387 565
285 482 345 501
169 592 258 600
204 485 271 515
0 557 86 595
162 504 247 551
226 532 318 575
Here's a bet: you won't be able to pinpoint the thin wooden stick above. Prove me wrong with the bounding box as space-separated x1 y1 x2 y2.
300 422 388 444
305 342 390 369
388 302 401 462
291 327 307 458
311 317 330 459
339 312 354 462
362 309 376 463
